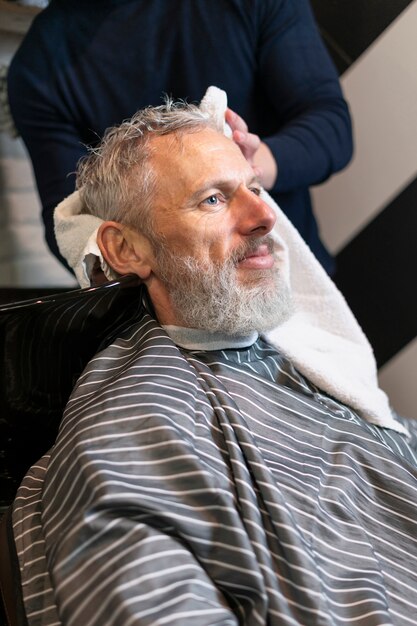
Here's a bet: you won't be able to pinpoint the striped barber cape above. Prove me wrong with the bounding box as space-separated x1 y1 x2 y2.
12 309 417 626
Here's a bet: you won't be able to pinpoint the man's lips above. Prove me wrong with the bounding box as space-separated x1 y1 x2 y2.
236 244 275 269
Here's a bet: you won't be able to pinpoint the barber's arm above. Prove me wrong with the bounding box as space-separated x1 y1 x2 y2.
243 0 353 194
8 40 87 269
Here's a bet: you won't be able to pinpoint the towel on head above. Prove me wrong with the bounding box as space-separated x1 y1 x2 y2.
54 191 118 287
54 86 406 435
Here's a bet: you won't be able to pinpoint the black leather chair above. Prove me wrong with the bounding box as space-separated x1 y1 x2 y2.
0 507 26 626
0 275 143 626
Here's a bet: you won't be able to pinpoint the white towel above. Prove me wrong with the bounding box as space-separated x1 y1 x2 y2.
54 191 119 287
54 86 406 435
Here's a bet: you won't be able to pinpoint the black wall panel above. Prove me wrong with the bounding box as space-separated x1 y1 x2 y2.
310 0 414 73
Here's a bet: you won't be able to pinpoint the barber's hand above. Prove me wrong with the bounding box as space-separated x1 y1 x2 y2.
226 108 278 190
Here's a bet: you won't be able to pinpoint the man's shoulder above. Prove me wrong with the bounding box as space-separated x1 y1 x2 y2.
64 315 202 421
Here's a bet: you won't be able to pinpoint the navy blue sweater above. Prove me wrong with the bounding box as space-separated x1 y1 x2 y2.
8 0 353 274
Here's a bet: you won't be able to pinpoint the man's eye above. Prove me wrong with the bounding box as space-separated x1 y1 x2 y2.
250 186 262 196
202 194 222 207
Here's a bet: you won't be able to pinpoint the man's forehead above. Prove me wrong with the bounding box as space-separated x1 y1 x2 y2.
148 128 252 185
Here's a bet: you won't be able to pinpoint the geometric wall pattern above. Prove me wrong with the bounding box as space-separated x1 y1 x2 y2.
311 0 417 418
311 0 414 72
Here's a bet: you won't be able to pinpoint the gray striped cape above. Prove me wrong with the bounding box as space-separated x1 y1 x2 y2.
13 310 417 625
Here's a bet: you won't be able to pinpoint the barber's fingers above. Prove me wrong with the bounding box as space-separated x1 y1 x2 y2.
225 108 265 183
226 108 261 164
225 107 248 133
233 129 261 163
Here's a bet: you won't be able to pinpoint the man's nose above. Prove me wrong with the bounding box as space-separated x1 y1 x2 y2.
234 186 276 235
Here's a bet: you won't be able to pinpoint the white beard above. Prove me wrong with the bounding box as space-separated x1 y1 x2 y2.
154 236 293 335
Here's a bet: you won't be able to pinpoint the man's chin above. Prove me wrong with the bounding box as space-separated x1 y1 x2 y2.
237 267 278 287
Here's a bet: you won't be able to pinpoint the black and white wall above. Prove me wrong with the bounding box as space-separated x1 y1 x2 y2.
311 0 417 418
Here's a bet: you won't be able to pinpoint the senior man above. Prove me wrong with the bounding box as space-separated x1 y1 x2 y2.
12 100 417 626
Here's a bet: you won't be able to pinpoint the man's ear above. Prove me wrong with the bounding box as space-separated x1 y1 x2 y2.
97 221 153 280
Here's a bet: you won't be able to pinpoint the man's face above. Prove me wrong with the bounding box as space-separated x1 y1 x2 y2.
138 128 291 332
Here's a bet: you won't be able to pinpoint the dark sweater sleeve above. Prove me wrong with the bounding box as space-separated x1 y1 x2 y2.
7 20 86 267
257 0 353 194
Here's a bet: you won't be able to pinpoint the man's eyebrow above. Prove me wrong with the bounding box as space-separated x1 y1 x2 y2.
187 174 261 204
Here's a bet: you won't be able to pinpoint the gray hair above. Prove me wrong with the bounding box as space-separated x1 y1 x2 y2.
77 99 218 235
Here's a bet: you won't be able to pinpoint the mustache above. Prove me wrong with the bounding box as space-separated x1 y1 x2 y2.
229 235 276 265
